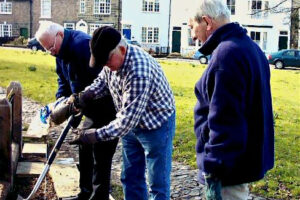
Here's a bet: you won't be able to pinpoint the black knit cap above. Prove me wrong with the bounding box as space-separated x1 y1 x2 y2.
89 26 121 68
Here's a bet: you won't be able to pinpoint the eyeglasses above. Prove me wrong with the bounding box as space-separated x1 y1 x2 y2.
47 34 58 53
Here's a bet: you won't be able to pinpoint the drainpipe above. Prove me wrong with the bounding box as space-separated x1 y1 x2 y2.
29 0 33 38
118 0 122 31
167 0 172 54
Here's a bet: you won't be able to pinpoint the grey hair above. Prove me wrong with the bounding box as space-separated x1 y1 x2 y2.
194 0 230 23
111 37 127 54
35 21 64 42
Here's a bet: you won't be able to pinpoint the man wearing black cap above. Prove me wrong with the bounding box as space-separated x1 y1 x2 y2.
70 26 176 200
35 21 118 200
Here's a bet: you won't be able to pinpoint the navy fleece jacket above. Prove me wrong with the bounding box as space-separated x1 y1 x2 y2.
194 23 274 186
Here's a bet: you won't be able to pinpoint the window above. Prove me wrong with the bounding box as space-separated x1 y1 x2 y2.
282 51 295 57
263 32 267 50
264 1 269 18
80 0 85 14
41 0 51 18
94 0 111 15
141 27 159 44
0 23 12 37
89 23 113 35
64 23 75 30
142 0 159 12
0 1 12 14
188 29 196 46
227 0 235 15
251 0 262 18
250 31 260 45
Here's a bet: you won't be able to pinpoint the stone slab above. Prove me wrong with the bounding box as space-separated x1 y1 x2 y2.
22 143 47 155
16 162 44 177
49 162 80 198
25 110 48 138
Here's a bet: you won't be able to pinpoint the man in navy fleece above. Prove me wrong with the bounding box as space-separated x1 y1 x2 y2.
189 0 274 199
35 21 118 200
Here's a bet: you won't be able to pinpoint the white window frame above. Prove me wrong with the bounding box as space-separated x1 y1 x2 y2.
141 27 159 44
250 31 261 46
0 0 12 14
89 23 113 35
80 0 85 14
94 0 111 15
41 0 51 18
142 0 159 13
226 0 235 15
64 23 75 30
262 32 267 50
0 23 12 37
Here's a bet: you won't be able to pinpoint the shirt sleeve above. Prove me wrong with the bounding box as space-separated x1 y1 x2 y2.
81 69 110 103
95 74 151 141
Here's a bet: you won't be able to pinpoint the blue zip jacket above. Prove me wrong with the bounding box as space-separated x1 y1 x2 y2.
194 23 274 186
55 29 115 123
56 29 100 98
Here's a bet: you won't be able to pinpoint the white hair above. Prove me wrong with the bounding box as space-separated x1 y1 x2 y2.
194 0 230 23
110 37 127 54
35 21 64 42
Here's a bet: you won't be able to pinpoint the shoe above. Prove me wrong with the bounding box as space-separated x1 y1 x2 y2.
63 191 91 200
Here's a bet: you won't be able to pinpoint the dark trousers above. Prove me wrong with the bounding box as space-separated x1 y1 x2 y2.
78 117 119 200
79 139 118 200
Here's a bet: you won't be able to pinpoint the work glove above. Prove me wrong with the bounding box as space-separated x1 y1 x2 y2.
204 173 222 200
69 128 98 145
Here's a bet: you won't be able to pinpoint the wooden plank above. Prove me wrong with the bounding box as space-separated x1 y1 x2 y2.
0 181 10 200
0 98 12 183
7 82 22 150
50 163 80 198
12 142 20 176
24 110 49 139
22 143 47 155
16 162 44 177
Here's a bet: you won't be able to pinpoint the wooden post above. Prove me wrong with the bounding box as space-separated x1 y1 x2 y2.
0 98 12 184
7 81 22 155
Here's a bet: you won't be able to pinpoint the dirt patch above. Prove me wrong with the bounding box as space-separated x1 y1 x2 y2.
7 175 57 200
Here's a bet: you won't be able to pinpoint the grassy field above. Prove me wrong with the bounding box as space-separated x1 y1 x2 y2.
0 48 299 199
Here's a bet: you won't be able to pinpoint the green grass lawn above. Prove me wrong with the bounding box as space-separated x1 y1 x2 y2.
0 48 299 199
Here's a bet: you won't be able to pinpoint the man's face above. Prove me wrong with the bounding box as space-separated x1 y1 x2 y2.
189 17 208 44
39 32 63 56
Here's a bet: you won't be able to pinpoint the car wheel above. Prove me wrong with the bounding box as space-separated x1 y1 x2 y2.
32 46 37 51
199 56 208 64
275 60 284 69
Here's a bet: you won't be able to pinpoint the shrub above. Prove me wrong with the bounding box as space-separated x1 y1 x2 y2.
28 65 37 72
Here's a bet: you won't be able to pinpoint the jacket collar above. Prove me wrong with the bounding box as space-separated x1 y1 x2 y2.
57 29 71 60
199 22 247 55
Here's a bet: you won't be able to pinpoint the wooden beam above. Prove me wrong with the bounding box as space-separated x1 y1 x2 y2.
0 98 12 183
7 82 22 155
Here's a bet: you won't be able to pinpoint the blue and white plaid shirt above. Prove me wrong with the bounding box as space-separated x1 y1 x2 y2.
84 44 175 141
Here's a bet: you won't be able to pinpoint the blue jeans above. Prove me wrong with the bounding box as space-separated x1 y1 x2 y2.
121 112 176 200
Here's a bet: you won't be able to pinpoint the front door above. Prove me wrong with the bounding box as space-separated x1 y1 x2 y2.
278 36 288 50
172 31 181 53
20 28 28 38
123 29 131 40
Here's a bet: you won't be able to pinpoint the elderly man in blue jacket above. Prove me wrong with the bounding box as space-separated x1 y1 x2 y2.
189 0 274 199
35 21 118 200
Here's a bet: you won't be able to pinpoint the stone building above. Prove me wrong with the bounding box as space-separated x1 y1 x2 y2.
0 0 121 39
0 0 31 38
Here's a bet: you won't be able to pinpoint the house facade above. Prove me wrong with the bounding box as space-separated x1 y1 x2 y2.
122 0 171 53
32 0 121 36
170 0 294 56
0 0 121 40
0 0 31 38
